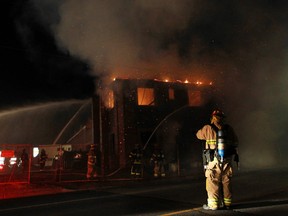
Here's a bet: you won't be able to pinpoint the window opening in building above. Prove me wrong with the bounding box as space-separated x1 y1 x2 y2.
137 88 155 106
188 90 202 106
103 89 114 109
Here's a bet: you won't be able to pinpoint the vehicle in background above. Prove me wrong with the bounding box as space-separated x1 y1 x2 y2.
0 150 19 172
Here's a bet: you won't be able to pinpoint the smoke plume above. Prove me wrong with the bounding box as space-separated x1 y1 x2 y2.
30 0 288 168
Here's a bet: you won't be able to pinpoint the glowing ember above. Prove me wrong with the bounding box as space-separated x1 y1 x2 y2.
112 77 213 86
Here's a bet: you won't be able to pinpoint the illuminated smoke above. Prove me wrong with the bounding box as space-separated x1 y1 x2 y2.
29 0 288 168
34 0 223 84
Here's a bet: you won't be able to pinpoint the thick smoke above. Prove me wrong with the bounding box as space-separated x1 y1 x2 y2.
30 0 288 168
42 0 222 83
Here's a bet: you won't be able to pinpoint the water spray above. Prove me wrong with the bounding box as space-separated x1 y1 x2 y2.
52 100 91 145
143 105 188 150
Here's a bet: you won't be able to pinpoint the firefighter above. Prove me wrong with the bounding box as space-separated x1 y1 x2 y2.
86 144 101 180
20 149 29 174
129 144 143 178
150 145 166 178
53 147 64 182
196 109 239 210
39 149 48 171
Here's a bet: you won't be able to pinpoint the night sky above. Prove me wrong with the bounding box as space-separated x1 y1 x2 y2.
0 0 95 108
1 0 288 167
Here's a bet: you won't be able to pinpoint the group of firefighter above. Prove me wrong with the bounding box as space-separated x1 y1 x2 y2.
129 109 239 211
129 143 166 179
53 145 101 181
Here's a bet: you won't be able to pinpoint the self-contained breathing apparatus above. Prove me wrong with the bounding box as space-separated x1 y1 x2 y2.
202 125 239 169
217 129 225 163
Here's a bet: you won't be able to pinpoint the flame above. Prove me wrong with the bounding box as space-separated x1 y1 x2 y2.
111 77 213 86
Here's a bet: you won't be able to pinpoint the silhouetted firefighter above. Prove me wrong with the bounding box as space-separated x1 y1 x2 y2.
129 144 143 179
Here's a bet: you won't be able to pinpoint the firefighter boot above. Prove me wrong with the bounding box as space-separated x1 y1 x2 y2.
202 204 218 211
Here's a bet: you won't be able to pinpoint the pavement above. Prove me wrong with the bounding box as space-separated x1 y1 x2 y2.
0 171 200 200
1 167 288 202
1 168 288 216
0 172 147 200
0 174 132 199
0 166 134 199
0 162 200 200
0 182 68 199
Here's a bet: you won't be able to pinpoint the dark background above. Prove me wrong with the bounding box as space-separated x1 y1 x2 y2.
0 0 95 108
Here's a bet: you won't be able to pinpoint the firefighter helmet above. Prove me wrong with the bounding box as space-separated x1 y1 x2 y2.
212 109 225 118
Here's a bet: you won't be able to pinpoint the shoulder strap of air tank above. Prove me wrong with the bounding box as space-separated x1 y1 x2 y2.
210 124 218 133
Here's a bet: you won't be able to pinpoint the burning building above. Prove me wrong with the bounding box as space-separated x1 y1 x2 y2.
90 78 217 176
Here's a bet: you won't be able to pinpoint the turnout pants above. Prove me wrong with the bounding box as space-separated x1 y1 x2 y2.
153 161 165 177
87 164 100 179
205 159 233 209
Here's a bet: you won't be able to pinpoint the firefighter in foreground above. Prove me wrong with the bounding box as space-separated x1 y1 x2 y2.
196 109 239 210
87 144 101 180
129 144 143 178
150 145 166 178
